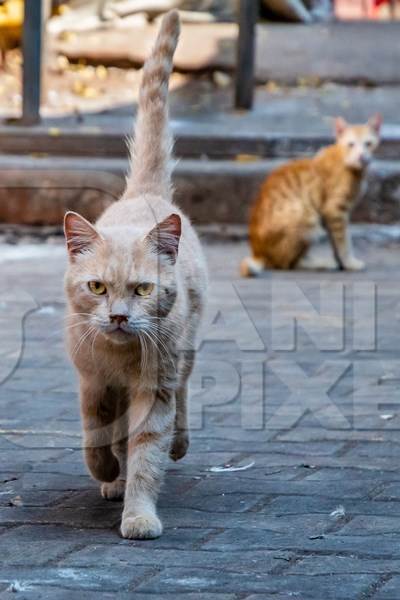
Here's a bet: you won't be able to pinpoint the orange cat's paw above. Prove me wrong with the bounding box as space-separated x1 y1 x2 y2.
344 257 365 271
240 257 264 277
121 514 162 539
101 479 125 501
170 432 189 461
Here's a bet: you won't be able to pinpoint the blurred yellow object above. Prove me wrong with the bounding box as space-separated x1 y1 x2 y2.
265 80 280 94
0 0 24 67
72 79 99 99
235 154 261 163
96 65 108 80
57 54 69 72
59 30 76 43
49 127 61 136
57 4 70 17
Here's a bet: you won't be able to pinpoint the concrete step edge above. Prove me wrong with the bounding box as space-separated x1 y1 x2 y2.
0 155 399 226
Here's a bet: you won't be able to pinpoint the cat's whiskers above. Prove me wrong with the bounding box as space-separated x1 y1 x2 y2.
71 324 97 359
143 331 174 374
148 322 179 347
63 312 94 321
137 330 150 373
47 318 91 339
141 325 176 371
90 328 101 364
64 320 91 331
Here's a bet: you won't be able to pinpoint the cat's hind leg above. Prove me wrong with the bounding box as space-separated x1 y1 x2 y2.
170 349 195 461
170 383 189 461
296 250 337 271
80 379 120 483
295 225 336 270
101 478 126 501
101 440 127 500
101 397 128 501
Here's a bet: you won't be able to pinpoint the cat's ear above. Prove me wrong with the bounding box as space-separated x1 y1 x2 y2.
368 113 382 135
334 117 348 138
147 213 181 264
64 211 102 259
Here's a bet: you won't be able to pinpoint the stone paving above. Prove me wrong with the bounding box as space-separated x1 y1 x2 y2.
1 233 400 599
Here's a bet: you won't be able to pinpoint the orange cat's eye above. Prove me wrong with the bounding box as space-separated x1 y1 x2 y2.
88 281 107 295
135 283 154 297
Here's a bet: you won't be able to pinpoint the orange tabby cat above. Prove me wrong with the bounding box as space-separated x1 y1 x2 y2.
240 115 382 275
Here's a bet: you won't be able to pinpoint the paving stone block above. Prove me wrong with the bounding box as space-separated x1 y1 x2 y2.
60 545 292 573
0 566 152 592
136 568 376 598
288 555 400 576
202 528 400 558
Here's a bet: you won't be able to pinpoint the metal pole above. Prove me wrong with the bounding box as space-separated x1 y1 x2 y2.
235 0 258 110
22 0 43 124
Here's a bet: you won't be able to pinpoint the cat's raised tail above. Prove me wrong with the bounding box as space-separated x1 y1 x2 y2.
125 10 180 199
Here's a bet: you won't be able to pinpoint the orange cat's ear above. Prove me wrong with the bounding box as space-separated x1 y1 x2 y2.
64 211 102 259
147 213 181 264
368 113 382 135
334 117 348 138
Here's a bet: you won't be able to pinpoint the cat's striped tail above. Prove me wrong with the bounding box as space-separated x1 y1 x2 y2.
125 10 180 199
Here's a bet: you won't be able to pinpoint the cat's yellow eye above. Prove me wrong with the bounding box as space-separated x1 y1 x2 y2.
88 281 107 295
135 282 154 297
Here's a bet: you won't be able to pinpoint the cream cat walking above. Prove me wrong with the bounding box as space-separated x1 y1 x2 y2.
63 11 207 539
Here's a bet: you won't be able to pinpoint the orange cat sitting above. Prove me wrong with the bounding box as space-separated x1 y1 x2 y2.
240 115 382 275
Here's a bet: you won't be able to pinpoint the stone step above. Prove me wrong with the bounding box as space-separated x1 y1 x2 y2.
56 21 400 86
0 154 399 226
0 118 400 160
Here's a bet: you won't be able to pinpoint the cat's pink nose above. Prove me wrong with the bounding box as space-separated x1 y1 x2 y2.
110 314 128 325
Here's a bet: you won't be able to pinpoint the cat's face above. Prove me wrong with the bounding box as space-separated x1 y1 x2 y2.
335 114 382 170
64 212 181 345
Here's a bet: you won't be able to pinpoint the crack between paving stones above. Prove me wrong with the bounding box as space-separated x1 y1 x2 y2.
334 440 359 457
44 541 91 568
358 573 394 600
296 548 400 563
193 527 226 550
367 481 391 500
128 566 164 592
267 551 305 576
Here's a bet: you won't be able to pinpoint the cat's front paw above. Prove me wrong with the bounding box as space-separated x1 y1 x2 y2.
344 257 365 271
101 479 125 501
120 514 162 539
169 432 189 461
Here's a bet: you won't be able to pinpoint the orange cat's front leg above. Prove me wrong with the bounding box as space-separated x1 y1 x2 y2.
323 207 365 271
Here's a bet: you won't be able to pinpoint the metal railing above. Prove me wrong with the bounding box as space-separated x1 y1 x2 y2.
18 0 256 126
21 0 43 124
235 0 257 110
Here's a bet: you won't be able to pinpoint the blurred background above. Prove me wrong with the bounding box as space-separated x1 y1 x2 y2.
0 0 399 235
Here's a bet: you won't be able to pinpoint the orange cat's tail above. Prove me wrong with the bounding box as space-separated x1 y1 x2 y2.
125 10 180 199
